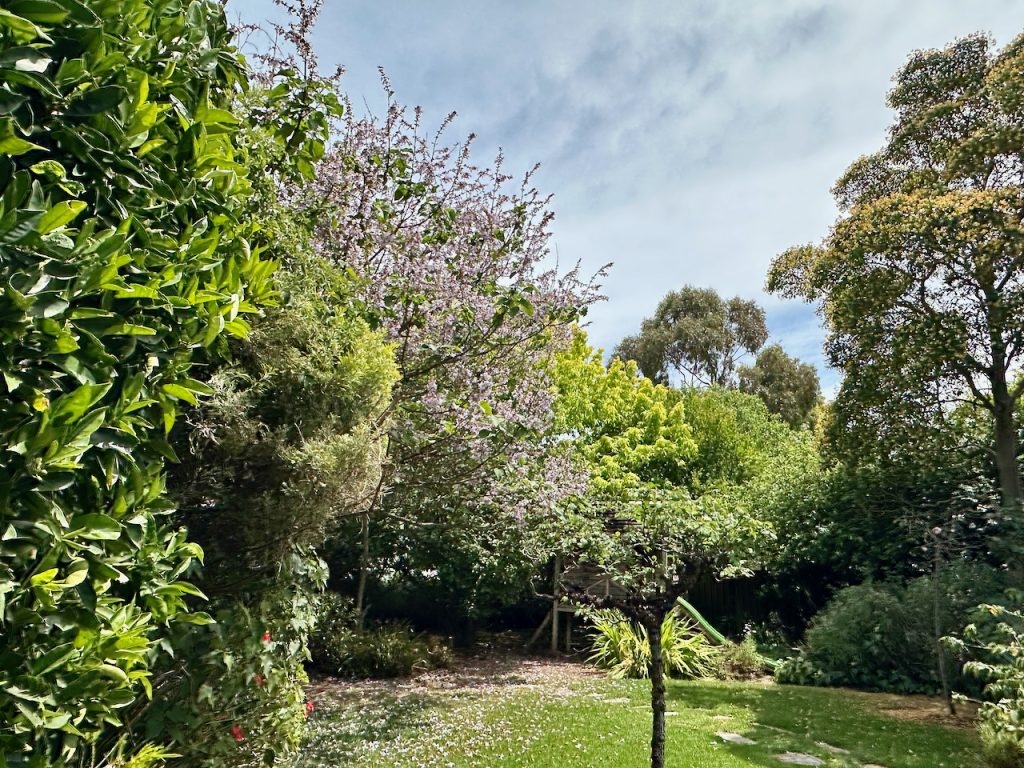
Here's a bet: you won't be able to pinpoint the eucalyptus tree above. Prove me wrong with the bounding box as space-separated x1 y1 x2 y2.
738 344 821 428
614 286 768 387
769 33 1024 511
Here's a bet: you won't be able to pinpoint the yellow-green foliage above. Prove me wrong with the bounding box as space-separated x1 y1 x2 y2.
552 332 697 494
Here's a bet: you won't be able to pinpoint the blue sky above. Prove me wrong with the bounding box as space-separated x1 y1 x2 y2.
229 0 1024 393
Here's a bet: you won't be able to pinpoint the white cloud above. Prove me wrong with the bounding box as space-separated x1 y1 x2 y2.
230 0 1024 393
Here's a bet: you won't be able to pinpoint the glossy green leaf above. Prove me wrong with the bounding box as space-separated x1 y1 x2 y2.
0 133 42 156
65 85 125 117
0 9 43 43
7 0 69 24
36 200 85 234
48 383 110 424
68 513 121 540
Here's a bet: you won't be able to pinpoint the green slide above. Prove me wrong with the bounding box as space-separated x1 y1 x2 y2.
675 597 779 670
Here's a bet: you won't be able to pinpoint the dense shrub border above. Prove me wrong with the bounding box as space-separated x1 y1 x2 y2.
0 1 273 764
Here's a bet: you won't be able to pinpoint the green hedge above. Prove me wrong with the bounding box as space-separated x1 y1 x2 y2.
0 1 272 764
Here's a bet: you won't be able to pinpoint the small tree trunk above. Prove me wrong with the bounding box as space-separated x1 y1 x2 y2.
551 555 561 654
648 617 666 768
931 537 955 716
355 513 370 630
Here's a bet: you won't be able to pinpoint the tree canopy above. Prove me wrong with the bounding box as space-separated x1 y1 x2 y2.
549 332 773 768
738 344 821 428
769 32 1024 509
614 286 767 387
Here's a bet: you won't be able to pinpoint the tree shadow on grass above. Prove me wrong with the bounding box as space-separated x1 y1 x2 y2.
665 681 982 768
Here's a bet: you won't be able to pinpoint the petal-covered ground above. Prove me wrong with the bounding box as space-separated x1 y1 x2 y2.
298 655 981 768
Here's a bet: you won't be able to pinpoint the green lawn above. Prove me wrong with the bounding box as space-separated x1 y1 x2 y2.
298 664 980 767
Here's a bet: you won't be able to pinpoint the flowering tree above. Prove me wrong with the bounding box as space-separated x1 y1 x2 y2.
300 82 603 609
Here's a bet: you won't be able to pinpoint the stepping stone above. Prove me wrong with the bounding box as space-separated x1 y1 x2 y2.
816 741 849 754
755 722 796 735
717 732 757 745
711 715 733 721
775 753 824 766
603 697 630 704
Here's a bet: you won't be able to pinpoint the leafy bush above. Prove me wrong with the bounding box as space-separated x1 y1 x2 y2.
307 592 361 675
777 566 1003 693
139 548 325 768
776 582 918 690
587 609 717 680
310 593 453 679
342 626 454 679
138 23 392 766
0 1 273 764
954 594 1024 768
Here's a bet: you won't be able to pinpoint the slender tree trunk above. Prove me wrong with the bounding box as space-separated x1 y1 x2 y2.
648 617 666 768
930 536 955 716
551 555 561 654
355 512 370 630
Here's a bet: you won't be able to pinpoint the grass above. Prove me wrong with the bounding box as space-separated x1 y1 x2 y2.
297 664 981 767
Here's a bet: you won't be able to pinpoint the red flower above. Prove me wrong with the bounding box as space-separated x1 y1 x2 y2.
304 700 315 718
231 724 245 743
262 631 271 643
254 674 265 687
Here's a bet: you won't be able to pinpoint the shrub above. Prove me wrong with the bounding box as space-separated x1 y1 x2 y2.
777 566 1003 693
777 582 921 690
0 1 273 764
715 634 770 680
342 626 454 679
144 34 393 766
309 594 453 679
587 609 717 680
307 592 361 674
954 594 1024 768
139 548 325 768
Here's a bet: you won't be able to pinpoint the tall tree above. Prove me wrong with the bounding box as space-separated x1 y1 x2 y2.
614 286 767 387
769 33 1024 510
738 344 821 428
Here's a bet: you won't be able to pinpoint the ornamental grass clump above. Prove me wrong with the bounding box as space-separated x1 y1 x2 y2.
587 608 717 680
